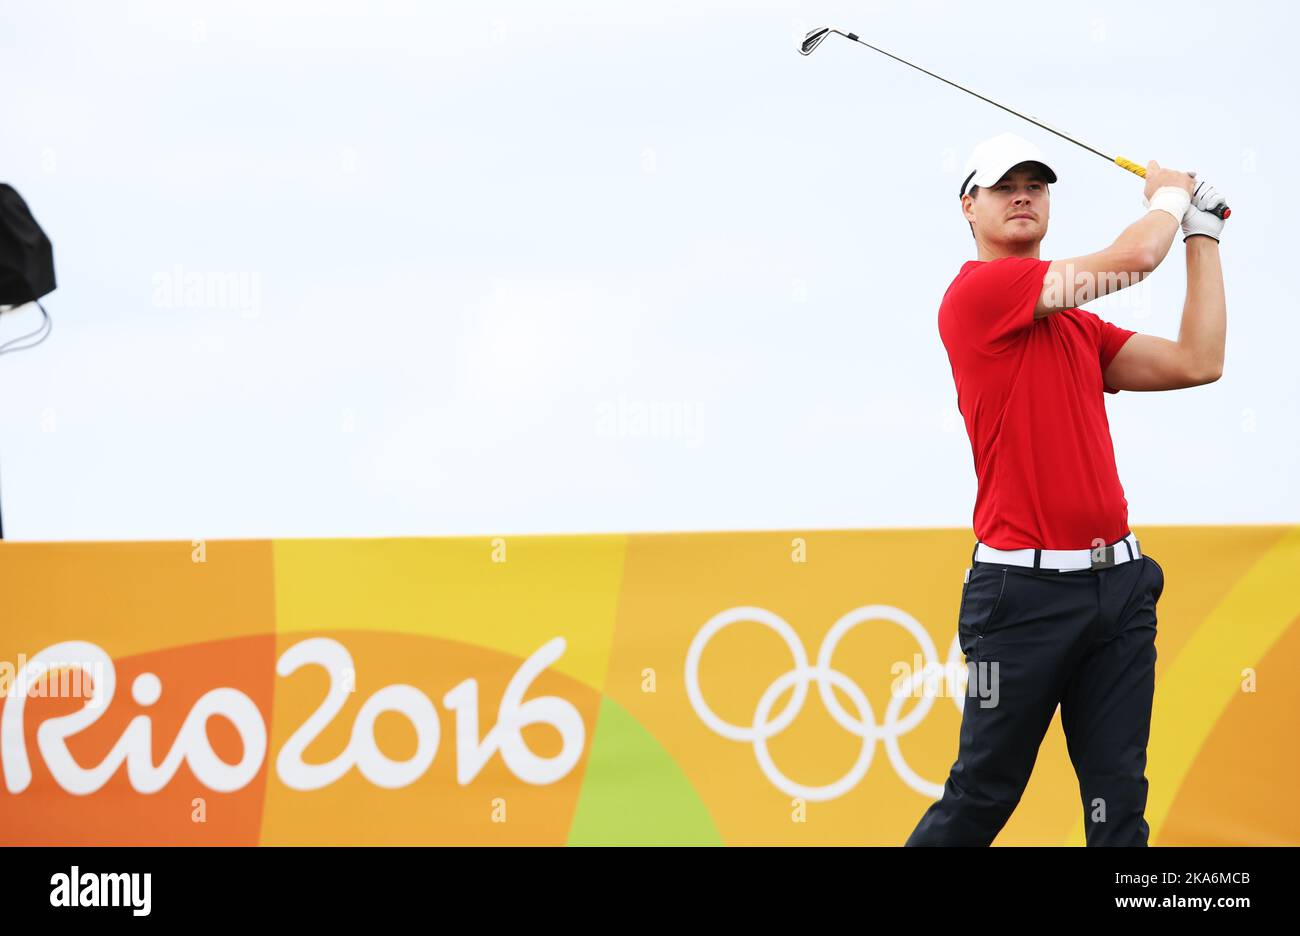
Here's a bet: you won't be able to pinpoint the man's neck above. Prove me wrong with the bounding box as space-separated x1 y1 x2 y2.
976 242 1041 262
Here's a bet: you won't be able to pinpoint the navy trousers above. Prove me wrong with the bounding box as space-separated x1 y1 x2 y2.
905 548 1165 846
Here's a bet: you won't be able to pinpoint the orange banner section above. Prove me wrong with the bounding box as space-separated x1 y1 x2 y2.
1 527 1296 845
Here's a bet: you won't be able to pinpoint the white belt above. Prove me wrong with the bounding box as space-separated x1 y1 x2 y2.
974 533 1141 572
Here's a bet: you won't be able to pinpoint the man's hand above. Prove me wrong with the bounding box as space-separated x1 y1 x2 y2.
1142 160 1196 202
1182 180 1228 243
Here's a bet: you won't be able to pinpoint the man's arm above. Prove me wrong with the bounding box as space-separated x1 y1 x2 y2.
1033 161 1195 320
1103 236 1226 390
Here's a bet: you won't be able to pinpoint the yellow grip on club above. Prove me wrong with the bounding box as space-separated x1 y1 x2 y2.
1116 154 1232 220
1115 156 1146 177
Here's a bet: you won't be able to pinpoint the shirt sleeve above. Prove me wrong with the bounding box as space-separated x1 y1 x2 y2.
1079 309 1138 394
946 256 1051 354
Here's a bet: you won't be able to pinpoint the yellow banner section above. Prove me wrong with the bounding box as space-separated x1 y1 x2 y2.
1 527 1295 845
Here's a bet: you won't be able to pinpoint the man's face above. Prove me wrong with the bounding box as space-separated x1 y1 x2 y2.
962 162 1050 246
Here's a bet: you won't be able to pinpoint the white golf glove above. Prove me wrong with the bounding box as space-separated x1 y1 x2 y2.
1181 180 1228 243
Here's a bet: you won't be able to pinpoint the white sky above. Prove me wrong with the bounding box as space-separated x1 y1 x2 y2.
0 0 1294 540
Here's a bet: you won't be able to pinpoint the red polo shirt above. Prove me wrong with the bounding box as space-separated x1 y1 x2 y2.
938 256 1138 549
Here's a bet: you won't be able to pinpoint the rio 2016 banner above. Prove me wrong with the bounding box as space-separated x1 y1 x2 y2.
2 526 1297 846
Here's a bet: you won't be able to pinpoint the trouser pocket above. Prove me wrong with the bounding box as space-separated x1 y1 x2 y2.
1144 555 1165 602
957 566 1006 654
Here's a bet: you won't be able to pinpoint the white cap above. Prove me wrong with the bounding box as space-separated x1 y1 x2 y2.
959 132 1058 198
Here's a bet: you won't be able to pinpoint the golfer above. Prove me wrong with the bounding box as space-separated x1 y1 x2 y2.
905 132 1228 846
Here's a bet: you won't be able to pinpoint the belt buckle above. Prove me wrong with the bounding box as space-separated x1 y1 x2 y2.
1090 544 1116 571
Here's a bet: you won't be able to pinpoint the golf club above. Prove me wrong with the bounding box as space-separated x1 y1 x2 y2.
799 26 1231 220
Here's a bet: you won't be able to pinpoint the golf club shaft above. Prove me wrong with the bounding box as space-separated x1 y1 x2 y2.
806 28 1231 220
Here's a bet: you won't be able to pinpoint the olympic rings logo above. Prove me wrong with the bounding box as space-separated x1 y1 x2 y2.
685 604 966 801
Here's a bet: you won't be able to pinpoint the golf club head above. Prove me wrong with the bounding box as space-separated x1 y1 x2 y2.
799 27 832 55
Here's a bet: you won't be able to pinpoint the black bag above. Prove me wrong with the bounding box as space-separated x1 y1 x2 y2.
0 183 56 305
